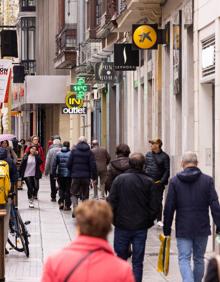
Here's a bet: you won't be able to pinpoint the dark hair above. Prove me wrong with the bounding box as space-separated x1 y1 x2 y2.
63 141 70 148
20 139 25 144
129 153 145 171
115 144 131 157
1 140 9 146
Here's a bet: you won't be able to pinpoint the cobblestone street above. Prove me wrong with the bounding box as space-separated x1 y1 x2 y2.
5 178 212 282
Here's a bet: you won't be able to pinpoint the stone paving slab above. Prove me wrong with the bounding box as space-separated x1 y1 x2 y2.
4 178 212 282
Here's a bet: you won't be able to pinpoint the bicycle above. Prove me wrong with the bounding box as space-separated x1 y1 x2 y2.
7 192 30 257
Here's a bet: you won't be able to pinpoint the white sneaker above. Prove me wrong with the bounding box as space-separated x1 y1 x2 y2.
29 200 34 208
157 221 163 227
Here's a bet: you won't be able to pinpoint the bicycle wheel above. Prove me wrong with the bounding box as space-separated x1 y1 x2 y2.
8 209 29 257
17 209 29 257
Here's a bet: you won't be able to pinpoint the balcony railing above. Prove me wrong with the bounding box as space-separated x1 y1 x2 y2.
19 0 36 12
54 25 77 69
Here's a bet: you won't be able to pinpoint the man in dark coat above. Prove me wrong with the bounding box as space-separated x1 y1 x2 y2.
163 151 220 282
108 153 159 282
145 138 170 226
52 141 71 210
67 136 97 216
91 140 110 199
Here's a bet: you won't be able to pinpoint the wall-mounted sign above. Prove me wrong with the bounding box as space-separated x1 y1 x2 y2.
114 44 139 71
65 91 84 109
173 10 182 95
0 60 12 103
62 107 87 114
132 24 158 49
95 62 116 82
70 77 90 99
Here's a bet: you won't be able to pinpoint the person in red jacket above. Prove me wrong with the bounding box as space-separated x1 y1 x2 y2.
41 200 135 282
25 135 45 173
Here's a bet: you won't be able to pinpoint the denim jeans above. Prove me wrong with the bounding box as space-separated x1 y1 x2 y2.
177 237 208 282
114 227 147 282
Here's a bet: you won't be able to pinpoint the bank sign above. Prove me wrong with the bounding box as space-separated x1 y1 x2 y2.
62 91 87 115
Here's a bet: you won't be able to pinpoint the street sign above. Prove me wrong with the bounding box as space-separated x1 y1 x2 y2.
114 44 139 71
70 77 90 99
132 24 158 49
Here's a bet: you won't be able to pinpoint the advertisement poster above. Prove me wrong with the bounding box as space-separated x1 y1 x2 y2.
0 59 12 103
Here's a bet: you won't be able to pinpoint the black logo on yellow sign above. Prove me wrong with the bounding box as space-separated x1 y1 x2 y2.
132 24 158 50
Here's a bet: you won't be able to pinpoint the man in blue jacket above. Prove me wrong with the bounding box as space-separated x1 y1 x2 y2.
52 141 71 210
163 151 220 282
67 136 97 217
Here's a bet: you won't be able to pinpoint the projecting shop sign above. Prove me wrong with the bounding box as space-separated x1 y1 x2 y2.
114 44 139 71
95 62 116 82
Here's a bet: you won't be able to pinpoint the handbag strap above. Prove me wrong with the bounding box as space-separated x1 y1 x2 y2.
64 247 105 282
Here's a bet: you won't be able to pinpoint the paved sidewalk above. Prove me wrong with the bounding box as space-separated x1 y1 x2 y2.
4 178 211 282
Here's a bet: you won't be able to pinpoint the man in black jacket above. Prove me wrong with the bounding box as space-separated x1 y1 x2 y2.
163 151 220 282
108 153 159 282
67 136 97 216
145 138 170 226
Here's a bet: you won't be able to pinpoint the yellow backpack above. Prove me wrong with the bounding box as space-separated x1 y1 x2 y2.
0 160 10 205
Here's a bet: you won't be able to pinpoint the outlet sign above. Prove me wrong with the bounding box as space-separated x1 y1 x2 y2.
62 107 87 114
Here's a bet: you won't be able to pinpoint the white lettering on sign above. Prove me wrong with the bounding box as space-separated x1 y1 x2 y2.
62 107 87 114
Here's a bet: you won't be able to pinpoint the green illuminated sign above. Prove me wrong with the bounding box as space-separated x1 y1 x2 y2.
70 77 90 99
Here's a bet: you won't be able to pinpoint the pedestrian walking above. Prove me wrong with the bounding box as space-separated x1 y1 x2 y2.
19 145 43 208
91 139 110 199
17 139 27 158
52 141 71 210
41 200 135 282
48 135 61 150
0 147 18 252
25 135 45 173
145 138 170 227
1 140 18 164
105 143 131 193
108 153 159 282
67 136 97 217
163 151 220 282
45 138 62 202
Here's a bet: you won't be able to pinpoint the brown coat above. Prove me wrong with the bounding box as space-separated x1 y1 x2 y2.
92 146 110 173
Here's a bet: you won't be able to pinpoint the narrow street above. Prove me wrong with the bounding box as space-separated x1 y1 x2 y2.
5 178 182 282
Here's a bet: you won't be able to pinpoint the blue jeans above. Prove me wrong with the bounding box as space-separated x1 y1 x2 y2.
177 237 208 282
114 227 147 282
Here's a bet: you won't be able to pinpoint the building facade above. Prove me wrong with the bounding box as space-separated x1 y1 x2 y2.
12 0 77 148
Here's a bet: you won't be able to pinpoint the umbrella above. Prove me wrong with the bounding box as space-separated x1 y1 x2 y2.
0 134 16 142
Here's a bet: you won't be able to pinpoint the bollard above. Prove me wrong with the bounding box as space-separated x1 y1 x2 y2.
0 208 6 282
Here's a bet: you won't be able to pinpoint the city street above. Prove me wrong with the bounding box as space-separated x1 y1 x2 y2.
4 178 184 282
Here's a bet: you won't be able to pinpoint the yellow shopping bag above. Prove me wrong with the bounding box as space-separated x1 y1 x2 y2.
157 234 171 276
